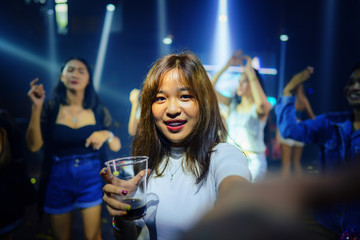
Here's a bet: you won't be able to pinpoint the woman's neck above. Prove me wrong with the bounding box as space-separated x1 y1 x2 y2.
66 90 84 106
170 146 184 159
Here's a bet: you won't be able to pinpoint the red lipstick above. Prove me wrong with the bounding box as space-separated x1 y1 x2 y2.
165 120 186 132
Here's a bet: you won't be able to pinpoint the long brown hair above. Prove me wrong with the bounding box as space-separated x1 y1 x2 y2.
132 52 227 184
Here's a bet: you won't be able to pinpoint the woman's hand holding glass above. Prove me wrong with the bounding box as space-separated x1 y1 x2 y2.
101 156 150 220
101 168 150 217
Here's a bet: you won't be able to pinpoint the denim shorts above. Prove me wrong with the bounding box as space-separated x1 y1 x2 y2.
44 152 103 214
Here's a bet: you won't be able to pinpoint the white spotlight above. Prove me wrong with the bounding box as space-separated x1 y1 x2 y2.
163 37 172 45
212 0 231 66
55 3 68 34
94 5 115 90
219 14 227 23
107 4 115 12
251 56 261 70
280 34 289 42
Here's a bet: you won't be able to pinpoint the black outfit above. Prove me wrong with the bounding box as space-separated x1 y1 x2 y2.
36 99 112 217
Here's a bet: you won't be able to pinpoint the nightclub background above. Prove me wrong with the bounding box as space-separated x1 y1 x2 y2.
0 0 359 239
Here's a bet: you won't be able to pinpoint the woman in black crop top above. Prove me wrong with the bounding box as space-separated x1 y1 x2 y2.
26 57 121 240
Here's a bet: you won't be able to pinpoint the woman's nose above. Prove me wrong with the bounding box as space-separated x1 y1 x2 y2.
166 99 180 117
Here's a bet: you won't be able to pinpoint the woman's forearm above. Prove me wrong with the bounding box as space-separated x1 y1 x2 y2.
128 102 140 136
108 134 121 151
248 75 271 117
26 105 43 152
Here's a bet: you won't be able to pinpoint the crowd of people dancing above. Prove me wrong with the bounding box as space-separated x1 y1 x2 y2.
1 50 360 240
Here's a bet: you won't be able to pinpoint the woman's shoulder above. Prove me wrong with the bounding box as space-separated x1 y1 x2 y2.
212 143 246 160
213 142 239 150
210 143 252 181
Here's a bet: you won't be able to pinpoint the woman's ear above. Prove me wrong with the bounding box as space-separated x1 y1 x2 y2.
59 74 65 83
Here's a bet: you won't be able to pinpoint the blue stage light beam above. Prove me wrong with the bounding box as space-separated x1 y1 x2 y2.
203 64 277 75
157 0 170 56
211 0 231 66
320 0 337 111
0 38 57 73
94 4 115 91
46 2 58 87
277 34 288 98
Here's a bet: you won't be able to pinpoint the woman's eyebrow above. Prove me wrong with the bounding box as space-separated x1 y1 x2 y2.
67 65 86 71
157 87 190 93
179 87 190 91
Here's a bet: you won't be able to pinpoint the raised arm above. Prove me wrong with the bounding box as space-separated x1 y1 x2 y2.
241 56 272 120
211 50 243 106
303 98 316 120
128 88 140 136
295 84 316 120
283 67 314 96
25 78 45 152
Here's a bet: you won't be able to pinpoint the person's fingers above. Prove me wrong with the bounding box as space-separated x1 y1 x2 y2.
307 66 314 74
105 204 126 216
130 169 151 186
130 89 141 103
105 204 128 216
28 86 36 96
103 193 130 216
85 137 91 147
235 49 242 57
33 84 44 97
103 183 122 195
242 55 252 64
103 183 133 216
30 78 39 88
85 134 97 148
100 167 112 183
92 142 100 150
238 55 250 67
86 133 106 149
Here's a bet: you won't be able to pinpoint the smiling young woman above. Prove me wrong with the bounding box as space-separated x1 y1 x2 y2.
151 69 200 146
101 52 252 240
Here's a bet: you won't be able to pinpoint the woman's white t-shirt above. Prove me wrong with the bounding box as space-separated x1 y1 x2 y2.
141 143 251 240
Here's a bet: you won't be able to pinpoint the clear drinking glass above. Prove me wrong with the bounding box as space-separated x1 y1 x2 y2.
105 156 149 220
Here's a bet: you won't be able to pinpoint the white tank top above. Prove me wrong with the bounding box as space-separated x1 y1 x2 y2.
226 104 266 153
